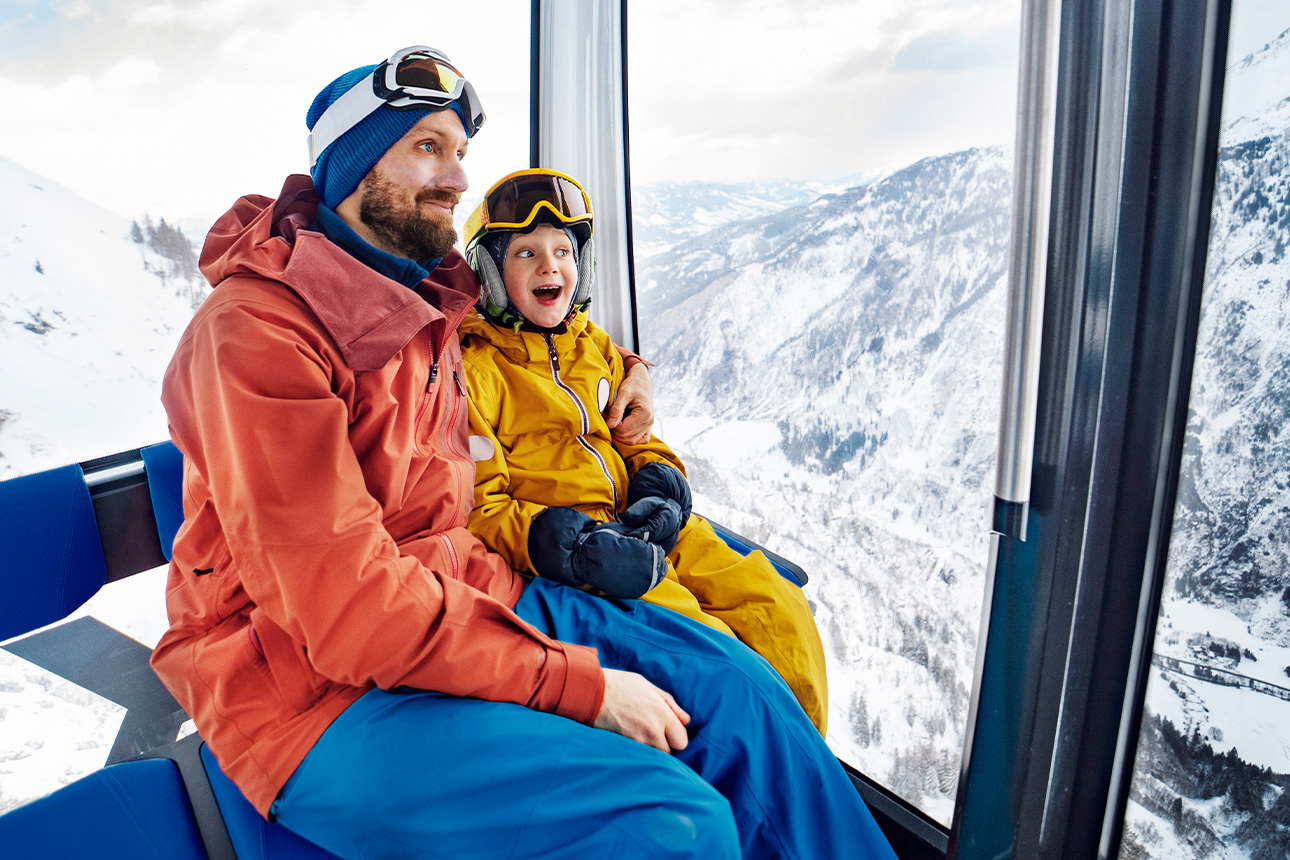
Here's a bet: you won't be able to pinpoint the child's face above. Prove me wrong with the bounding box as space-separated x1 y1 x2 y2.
502 224 579 329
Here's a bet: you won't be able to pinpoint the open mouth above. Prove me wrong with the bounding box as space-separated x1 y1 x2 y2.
533 286 562 302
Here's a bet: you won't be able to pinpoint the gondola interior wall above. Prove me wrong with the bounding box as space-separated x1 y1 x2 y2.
2 1 1289 859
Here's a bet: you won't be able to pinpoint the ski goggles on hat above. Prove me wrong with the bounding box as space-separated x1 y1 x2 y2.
308 45 486 168
463 168 594 250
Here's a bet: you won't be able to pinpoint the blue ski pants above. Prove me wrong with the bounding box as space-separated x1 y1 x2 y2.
270 578 897 860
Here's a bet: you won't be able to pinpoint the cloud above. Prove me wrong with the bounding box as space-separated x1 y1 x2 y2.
99 56 161 91
891 26 1017 74
53 0 91 21
129 3 182 26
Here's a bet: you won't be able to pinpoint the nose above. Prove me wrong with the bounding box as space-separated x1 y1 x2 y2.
537 249 561 273
439 156 468 195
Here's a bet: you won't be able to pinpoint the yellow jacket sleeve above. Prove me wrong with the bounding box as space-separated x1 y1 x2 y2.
463 346 549 575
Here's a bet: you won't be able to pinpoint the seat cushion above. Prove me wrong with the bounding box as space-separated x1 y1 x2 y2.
0 758 207 860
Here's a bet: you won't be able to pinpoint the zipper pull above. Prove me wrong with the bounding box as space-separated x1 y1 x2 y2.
453 370 466 396
427 362 439 391
545 335 560 372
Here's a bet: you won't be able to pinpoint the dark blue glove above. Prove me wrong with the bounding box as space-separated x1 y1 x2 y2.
528 506 667 598
626 463 691 535
619 495 683 553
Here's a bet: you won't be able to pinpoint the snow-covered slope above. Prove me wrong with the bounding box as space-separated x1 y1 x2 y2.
637 145 1014 821
0 155 205 478
1121 27 1290 860
631 176 861 258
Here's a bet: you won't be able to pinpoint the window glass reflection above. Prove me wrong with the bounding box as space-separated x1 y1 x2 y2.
1119 3 1290 857
629 0 1020 823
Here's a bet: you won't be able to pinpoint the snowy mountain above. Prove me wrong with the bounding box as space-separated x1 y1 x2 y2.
632 30 1290 837
630 176 865 258
636 145 1014 821
0 155 206 478
1120 28 1290 860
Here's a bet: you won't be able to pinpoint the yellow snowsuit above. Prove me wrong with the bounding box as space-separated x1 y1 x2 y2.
460 308 828 733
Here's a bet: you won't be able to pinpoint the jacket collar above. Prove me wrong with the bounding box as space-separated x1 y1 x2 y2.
204 176 479 372
460 308 590 366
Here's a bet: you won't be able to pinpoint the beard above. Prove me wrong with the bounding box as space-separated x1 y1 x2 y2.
356 167 459 261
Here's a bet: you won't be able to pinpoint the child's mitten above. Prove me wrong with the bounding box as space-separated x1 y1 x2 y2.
528 506 667 598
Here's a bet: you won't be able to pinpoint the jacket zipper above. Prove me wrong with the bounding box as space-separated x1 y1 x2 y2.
434 306 475 525
411 356 439 457
545 334 619 508
437 533 460 579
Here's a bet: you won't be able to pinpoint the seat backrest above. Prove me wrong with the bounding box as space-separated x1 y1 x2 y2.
707 518 808 586
0 757 209 860
0 463 108 641
141 440 185 561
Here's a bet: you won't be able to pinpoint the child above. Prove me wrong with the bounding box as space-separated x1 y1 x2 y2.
459 168 829 733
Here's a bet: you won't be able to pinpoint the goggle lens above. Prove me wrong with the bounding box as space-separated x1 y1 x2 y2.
485 174 591 226
394 52 464 97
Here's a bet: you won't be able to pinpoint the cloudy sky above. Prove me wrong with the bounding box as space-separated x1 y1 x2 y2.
1 0 1288 228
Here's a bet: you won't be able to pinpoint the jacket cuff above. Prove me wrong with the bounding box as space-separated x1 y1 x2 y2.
614 344 654 370
550 643 605 725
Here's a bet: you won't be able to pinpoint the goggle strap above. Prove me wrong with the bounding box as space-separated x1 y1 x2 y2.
308 79 386 169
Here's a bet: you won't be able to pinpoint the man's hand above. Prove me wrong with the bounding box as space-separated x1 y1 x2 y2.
594 668 690 754
606 363 654 445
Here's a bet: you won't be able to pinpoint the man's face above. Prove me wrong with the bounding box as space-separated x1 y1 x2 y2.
336 109 469 261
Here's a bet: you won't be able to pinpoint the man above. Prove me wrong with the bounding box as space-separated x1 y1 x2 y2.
151 45 897 860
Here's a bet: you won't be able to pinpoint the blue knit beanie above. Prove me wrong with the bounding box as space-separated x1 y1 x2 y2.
306 64 466 209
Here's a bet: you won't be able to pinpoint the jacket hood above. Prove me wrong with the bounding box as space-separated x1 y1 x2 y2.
199 174 480 371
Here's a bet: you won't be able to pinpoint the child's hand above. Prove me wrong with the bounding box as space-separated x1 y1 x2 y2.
626 463 692 532
619 496 683 552
529 507 668 598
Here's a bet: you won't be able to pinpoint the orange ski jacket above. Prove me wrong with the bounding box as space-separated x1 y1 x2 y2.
151 176 605 816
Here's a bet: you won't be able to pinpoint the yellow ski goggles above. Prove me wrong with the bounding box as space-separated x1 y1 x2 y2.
463 168 593 251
